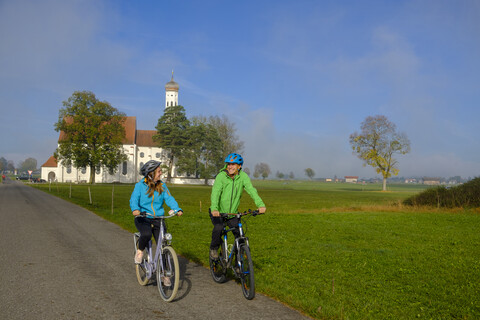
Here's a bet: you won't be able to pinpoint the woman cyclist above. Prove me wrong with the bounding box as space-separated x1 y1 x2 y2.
130 160 183 264
209 153 266 259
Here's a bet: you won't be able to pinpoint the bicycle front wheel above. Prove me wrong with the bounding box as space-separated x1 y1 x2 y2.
239 244 255 300
157 246 180 302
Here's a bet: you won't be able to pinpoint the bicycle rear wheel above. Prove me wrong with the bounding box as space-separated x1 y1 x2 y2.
209 243 227 283
239 244 255 300
134 234 149 286
157 246 179 302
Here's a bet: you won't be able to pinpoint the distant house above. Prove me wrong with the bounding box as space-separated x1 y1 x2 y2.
344 176 358 183
423 177 441 185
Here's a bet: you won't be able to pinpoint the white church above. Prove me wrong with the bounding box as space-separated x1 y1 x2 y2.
41 74 206 184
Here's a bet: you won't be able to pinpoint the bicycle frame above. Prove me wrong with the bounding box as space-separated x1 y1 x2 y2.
221 216 249 269
134 213 175 280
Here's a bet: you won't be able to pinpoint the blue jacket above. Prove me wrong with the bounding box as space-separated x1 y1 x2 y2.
129 178 182 218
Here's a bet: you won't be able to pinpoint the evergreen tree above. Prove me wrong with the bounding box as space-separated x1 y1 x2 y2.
154 105 190 182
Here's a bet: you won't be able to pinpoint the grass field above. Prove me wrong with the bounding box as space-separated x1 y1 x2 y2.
30 180 480 319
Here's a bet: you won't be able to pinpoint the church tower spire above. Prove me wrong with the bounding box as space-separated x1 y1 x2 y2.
165 70 179 109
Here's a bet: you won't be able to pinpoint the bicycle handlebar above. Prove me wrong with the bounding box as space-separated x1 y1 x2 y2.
136 210 181 219
219 209 263 218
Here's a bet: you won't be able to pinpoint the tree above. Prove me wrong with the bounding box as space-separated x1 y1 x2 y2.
19 157 37 172
208 115 244 156
276 171 285 179
349 115 410 191
289 172 295 180
54 91 127 184
254 163 271 180
305 168 315 180
175 118 223 185
243 167 250 175
7 160 15 171
0 157 7 172
154 105 190 182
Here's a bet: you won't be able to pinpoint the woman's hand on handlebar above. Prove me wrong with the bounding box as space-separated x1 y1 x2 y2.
132 210 141 216
168 209 183 216
258 207 266 214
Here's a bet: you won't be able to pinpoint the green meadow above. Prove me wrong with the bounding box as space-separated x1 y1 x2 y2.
31 181 480 319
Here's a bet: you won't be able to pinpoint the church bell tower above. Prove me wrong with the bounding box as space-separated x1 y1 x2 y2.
165 71 179 109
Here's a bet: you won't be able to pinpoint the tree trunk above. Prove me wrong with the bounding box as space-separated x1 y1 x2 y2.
89 164 96 184
167 155 174 183
382 177 387 191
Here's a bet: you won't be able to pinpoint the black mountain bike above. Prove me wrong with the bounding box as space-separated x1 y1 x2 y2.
209 209 263 300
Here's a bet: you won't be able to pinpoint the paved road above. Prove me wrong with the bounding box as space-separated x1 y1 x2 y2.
0 179 310 320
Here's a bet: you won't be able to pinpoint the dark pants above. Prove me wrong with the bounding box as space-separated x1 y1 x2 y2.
210 213 240 249
134 217 165 251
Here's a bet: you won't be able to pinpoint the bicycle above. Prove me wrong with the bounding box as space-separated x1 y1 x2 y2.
133 211 180 302
209 209 263 300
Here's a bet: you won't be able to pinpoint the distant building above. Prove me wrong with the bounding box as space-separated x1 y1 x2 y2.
41 73 212 185
344 176 358 183
423 177 441 185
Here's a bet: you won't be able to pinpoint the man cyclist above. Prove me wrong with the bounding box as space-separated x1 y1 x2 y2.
209 153 266 259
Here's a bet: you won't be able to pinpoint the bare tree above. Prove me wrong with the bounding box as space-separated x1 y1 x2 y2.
254 163 271 180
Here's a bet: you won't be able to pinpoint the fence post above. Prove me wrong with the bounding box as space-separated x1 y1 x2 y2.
111 184 114 214
69 183 72 198
199 200 202 212
88 186 92 205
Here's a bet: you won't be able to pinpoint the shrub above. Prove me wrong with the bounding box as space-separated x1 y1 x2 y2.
403 177 480 208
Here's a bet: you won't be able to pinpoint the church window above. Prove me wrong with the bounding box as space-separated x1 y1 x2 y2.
140 152 144 158
66 165 72 174
81 167 86 174
155 152 161 158
122 161 127 175
95 165 101 174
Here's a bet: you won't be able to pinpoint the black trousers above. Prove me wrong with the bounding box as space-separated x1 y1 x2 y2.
210 213 240 249
134 217 165 251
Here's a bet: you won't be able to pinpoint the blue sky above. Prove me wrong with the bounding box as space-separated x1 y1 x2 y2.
1 0 479 179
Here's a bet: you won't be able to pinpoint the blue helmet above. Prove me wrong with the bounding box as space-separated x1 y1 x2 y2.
224 153 243 166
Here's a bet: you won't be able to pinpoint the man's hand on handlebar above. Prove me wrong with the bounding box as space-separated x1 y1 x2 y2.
211 210 220 217
258 207 266 214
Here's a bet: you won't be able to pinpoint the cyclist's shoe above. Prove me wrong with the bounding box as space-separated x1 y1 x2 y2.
135 249 143 264
162 276 171 286
209 248 219 260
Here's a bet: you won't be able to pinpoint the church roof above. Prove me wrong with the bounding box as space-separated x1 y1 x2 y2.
42 156 57 168
136 130 158 147
123 116 136 144
165 74 179 91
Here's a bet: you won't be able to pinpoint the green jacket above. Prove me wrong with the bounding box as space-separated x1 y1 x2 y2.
210 167 265 213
